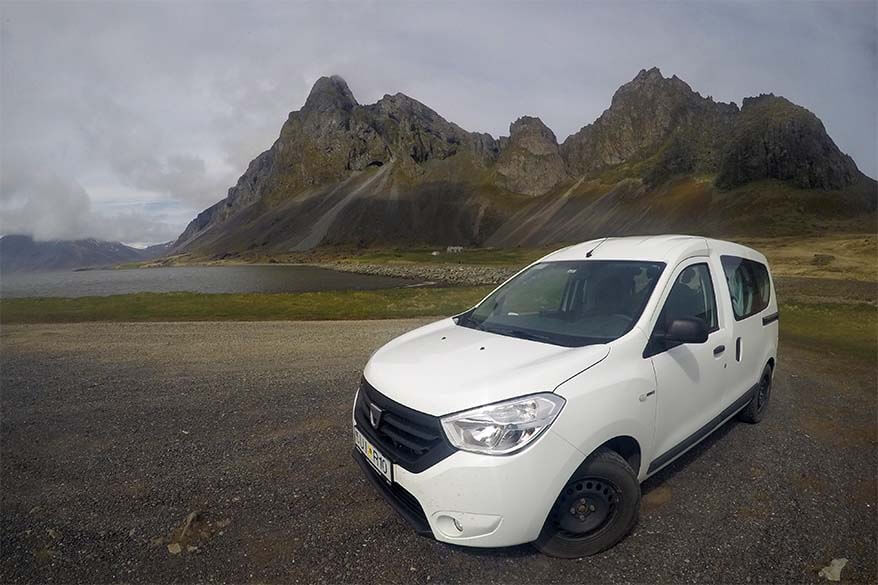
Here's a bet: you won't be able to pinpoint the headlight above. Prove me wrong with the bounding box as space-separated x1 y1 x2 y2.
440 393 565 455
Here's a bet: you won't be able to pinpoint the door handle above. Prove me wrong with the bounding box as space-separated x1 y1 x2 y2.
713 345 725 356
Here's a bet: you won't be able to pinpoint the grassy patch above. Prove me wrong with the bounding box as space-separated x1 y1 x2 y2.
740 234 877 282
3 290 873 366
157 235 876 282
0 287 493 324
779 301 877 362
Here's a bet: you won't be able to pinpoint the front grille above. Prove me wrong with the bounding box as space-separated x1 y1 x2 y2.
355 377 455 473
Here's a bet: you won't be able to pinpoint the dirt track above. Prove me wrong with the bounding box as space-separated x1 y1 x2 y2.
1 320 875 583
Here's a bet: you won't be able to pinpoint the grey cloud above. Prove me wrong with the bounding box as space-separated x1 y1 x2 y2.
1 1 875 244
110 152 232 209
0 174 93 241
0 170 184 244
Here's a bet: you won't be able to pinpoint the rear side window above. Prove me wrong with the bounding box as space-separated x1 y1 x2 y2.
721 256 771 320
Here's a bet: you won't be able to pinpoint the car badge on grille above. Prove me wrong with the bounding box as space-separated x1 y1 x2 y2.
369 403 384 429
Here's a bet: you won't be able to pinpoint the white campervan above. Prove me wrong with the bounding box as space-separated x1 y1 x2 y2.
353 235 778 557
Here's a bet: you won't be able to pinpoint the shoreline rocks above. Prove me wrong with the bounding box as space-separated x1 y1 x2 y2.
317 262 519 286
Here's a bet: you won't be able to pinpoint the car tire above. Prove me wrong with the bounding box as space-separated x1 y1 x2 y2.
738 364 773 424
533 448 640 558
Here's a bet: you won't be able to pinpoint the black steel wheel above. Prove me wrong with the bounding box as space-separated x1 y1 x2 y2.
739 363 773 424
555 477 621 537
533 448 640 558
756 371 771 412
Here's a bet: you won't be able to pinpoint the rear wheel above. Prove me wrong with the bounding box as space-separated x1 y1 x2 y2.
738 364 773 423
533 448 640 558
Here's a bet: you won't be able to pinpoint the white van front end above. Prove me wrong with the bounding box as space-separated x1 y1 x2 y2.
353 317 609 546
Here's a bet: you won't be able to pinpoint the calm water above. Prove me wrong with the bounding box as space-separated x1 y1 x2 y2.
0 265 419 298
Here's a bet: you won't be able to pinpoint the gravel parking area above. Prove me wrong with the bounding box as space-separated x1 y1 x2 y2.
1 320 875 584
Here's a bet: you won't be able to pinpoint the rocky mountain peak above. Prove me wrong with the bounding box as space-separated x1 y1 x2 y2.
303 75 358 112
740 93 786 110
613 66 696 105
507 116 558 156
496 116 566 197
561 68 729 177
717 93 859 189
368 92 487 165
633 66 663 81
374 92 440 120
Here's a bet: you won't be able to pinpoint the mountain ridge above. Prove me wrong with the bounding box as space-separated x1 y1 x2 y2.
173 68 875 257
0 235 171 273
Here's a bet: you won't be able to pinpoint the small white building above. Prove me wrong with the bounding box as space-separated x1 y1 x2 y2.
446 246 464 254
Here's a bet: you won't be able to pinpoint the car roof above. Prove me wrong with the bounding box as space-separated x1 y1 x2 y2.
541 235 768 266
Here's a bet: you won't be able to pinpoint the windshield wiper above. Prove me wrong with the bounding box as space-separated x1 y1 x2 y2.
504 328 557 345
456 313 485 331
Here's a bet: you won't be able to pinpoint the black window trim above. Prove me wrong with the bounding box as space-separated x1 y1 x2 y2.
720 255 772 322
762 311 779 326
644 260 720 358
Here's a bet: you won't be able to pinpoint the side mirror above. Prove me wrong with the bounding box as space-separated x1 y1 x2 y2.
665 317 709 344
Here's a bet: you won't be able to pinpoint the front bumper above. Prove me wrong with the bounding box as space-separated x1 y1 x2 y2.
353 425 584 548
352 449 432 536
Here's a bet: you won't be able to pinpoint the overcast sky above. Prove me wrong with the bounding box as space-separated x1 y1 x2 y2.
1 1 875 245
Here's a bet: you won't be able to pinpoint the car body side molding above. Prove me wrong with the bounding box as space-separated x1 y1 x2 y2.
646 383 758 476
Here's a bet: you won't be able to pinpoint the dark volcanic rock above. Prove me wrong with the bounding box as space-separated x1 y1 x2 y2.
495 116 567 196
302 75 358 113
716 94 859 190
174 76 504 253
371 93 469 163
173 70 875 255
561 67 737 179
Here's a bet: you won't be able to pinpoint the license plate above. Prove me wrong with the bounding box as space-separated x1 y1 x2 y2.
354 427 393 483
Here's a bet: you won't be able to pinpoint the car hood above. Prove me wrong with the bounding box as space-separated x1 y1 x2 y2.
363 318 610 416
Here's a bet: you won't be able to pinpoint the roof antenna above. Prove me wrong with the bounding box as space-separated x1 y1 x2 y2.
586 237 609 258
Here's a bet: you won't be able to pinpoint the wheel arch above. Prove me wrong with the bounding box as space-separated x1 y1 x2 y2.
554 419 652 482
596 436 642 478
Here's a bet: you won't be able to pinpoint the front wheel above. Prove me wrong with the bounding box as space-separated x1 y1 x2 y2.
533 448 640 558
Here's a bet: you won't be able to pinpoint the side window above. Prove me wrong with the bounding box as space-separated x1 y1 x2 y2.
721 256 771 320
655 263 719 335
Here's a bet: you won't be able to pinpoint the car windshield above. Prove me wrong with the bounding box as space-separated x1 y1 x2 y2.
457 260 665 347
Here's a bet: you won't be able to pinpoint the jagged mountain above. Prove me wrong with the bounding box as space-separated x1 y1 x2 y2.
562 68 737 181
496 116 568 196
174 69 875 256
0 235 170 273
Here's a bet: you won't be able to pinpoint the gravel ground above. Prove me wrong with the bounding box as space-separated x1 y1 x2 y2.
1 320 875 584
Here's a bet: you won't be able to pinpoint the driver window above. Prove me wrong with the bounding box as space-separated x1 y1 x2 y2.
656 263 718 335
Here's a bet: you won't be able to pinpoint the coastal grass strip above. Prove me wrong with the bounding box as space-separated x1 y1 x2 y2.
778 301 877 362
2 291 873 362
0 287 493 324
